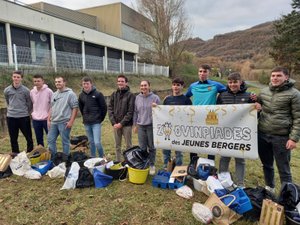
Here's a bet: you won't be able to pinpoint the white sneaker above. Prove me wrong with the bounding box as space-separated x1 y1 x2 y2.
265 186 275 194
149 166 156 175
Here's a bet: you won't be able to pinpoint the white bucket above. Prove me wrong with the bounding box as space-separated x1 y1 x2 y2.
84 158 106 174
193 178 210 196
206 176 224 193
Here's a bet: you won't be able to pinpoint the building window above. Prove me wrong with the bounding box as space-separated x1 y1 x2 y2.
107 47 121 59
0 23 7 63
10 26 50 64
85 42 104 57
124 52 134 61
11 26 30 47
0 23 6 45
54 35 81 54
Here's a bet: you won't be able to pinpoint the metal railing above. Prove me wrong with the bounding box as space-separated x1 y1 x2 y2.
0 44 169 76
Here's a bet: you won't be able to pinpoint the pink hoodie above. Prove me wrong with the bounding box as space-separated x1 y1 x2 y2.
30 84 53 120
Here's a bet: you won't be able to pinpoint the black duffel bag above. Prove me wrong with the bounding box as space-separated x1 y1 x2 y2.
123 146 149 169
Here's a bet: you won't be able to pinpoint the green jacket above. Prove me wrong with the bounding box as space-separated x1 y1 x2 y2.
258 79 300 142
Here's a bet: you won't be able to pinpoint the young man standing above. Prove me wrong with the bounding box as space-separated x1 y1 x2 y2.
30 74 53 147
217 72 255 187
257 67 300 193
163 77 192 169
186 64 226 161
108 75 135 161
78 77 107 157
4 71 33 154
47 76 78 156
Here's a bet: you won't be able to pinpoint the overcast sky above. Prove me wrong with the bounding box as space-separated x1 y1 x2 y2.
20 0 292 40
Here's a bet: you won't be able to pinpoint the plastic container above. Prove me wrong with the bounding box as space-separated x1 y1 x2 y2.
193 177 210 196
105 161 127 180
222 188 253 214
206 176 224 194
152 170 171 189
128 167 149 184
84 158 106 174
168 178 185 189
29 153 41 165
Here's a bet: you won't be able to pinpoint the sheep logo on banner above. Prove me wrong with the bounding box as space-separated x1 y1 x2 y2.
161 122 172 140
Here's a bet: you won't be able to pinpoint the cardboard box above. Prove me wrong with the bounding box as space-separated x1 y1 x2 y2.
0 154 12 172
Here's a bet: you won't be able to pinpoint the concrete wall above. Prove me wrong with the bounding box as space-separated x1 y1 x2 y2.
79 3 122 37
0 1 138 53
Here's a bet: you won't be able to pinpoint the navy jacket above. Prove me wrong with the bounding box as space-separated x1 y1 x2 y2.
78 87 107 125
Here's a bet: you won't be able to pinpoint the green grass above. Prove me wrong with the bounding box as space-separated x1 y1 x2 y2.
1 73 299 224
1 115 300 225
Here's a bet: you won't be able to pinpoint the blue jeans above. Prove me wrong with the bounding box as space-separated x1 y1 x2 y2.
84 123 104 157
47 122 71 156
137 124 156 166
163 150 183 168
32 119 48 146
258 132 292 188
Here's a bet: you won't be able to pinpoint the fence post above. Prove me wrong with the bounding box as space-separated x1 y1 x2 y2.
81 41 86 72
132 60 135 74
0 108 7 136
13 44 18 71
103 56 105 73
152 64 155 75
119 59 122 73
143 62 146 75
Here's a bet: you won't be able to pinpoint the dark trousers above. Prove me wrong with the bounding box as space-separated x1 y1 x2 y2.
258 132 292 188
32 119 48 146
7 116 33 153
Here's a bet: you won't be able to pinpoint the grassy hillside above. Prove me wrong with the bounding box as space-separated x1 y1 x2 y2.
184 22 275 61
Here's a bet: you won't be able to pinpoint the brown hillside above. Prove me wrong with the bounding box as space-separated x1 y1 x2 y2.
185 22 275 61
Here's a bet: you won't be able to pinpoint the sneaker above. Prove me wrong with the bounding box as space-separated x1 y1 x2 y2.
265 186 275 194
149 166 156 175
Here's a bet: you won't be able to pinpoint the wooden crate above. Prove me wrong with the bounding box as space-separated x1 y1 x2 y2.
259 199 284 225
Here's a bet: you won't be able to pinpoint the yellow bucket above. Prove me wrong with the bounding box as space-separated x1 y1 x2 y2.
29 154 41 165
128 167 149 184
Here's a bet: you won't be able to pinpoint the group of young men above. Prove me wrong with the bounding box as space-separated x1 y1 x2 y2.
4 64 300 191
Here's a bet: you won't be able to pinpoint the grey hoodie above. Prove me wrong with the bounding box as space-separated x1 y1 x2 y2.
4 84 32 118
133 92 160 126
50 88 78 124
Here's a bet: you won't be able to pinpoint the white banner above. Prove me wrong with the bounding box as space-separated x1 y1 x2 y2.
153 104 258 159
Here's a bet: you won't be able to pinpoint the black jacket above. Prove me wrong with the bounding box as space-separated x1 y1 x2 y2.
217 83 254 104
78 87 107 124
108 86 135 126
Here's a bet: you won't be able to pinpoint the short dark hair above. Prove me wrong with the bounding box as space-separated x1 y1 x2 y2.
55 76 66 82
271 66 289 76
199 64 211 71
228 72 242 81
13 70 23 78
82 76 93 83
33 74 44 80
172 77 184 85
118 74 128 83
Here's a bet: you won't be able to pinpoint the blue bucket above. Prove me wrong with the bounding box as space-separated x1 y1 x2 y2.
221 188 253 214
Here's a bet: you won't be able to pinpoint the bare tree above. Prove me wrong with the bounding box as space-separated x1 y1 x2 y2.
136 0 191 77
